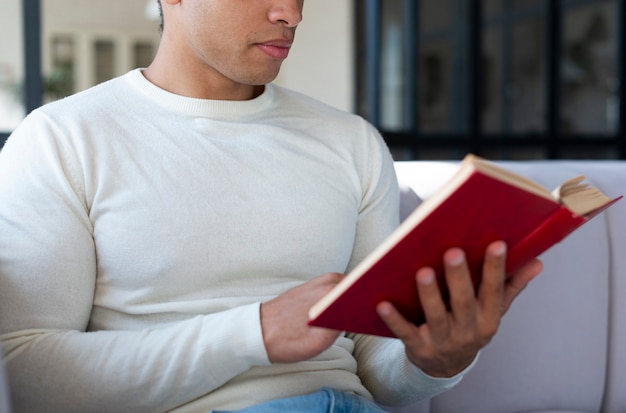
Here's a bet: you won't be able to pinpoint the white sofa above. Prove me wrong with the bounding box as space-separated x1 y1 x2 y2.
0 349 10 413
392 160 626 413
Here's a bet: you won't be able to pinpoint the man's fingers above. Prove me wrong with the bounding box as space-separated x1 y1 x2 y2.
376 301 421 342
313 272 346 286
501 258 543 315
414 266 452 339
477 241 507 318
443 248 478 327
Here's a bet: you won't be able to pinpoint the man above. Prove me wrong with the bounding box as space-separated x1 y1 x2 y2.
0 1 541 411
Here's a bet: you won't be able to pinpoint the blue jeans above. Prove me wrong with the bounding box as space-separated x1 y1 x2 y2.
210 387 388 412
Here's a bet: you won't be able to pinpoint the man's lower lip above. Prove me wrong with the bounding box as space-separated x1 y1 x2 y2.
257 44 291 59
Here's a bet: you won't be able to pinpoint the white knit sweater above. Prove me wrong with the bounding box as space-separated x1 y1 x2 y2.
0 69 465 412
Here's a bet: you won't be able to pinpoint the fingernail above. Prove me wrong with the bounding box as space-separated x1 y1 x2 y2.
446 248 465 267
491 241 507 256
417 268 435 285
377 302 392 316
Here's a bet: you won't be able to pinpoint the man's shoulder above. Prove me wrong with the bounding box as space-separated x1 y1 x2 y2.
37 73 131 118
266 84 387 159
269 84 362 123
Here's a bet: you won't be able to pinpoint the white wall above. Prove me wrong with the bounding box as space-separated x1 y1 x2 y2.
0 0 23 77
275 1 355 113
0 0 25 130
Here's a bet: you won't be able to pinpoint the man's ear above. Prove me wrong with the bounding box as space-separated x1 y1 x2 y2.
163 0 180 5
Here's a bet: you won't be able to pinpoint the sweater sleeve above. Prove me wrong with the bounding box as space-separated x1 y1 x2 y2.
0 114 270 413
351 334 477 406
344 119 400 273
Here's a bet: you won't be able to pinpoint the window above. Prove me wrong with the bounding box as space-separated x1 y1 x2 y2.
1 0 160 147
561 4 618 135
46 35 75 102
483 6 547 135
356 0 626 160
42 0 160 94
134 41 155 69
94 40 116 85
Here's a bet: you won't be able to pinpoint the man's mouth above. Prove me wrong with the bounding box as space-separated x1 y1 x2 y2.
256 40 293 59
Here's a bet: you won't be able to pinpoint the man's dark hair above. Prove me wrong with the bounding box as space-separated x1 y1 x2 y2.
157 0 164 33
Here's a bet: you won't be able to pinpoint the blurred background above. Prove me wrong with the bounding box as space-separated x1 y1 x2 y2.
0 0 624 160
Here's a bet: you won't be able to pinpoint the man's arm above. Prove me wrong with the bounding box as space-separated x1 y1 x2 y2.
0 117 271 412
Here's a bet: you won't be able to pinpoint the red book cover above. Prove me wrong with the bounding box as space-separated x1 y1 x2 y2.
308 155 622 337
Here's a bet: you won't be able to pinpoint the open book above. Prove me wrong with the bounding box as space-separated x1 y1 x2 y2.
308 154 622 337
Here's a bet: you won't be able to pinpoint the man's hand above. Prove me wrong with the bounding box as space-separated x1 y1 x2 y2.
376 241 543 378
260 273 344 363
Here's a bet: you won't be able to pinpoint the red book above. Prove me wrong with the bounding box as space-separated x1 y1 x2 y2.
308 155 622 337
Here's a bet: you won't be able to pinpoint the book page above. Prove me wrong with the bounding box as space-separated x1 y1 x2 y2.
552 176 613 216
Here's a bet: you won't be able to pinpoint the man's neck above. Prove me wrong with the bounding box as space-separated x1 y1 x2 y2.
143 54 264 101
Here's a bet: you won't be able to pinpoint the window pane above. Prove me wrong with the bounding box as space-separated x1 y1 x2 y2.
380 0 407 131
420 0 452 33
510 17 545 133
0 0 25 132
483 0 502 16
482 9 546 134
561 2 619 135
42 0 161 101
46 35 75 102
419 41 452 133
94 40 116 84
134 42 155 68
482 27 503 133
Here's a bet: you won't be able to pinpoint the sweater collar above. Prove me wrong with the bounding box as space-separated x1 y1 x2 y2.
125 68 275 119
